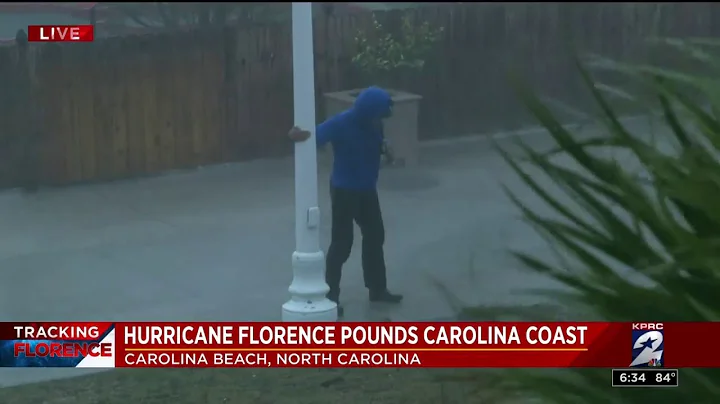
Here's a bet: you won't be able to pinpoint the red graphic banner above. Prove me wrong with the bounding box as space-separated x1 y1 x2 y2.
1 322 716 368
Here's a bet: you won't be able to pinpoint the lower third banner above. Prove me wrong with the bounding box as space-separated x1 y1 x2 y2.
0 322 717 368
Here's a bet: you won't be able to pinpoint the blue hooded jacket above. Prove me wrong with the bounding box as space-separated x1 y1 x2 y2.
316 86 393 190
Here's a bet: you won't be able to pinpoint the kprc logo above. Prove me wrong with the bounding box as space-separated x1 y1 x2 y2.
631 323 664 367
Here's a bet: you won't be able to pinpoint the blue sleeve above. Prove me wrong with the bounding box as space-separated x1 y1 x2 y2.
316 116 342 147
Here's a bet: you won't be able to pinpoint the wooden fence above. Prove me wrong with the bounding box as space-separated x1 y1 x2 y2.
2 3 720 188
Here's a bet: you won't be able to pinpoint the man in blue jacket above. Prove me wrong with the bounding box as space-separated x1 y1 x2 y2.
288 86 403 316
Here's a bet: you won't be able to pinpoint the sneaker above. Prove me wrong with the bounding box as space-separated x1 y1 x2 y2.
369 290 403 303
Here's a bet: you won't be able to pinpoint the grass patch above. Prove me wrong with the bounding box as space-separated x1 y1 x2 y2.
2 368 481 404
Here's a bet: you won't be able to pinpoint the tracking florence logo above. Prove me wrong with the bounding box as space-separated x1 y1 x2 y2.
630 323 664 367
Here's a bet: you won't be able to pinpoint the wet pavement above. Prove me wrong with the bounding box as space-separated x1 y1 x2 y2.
0 114 662 387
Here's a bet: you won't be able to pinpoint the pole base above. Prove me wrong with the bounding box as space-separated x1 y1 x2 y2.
282 250 338 322
282 299 338 322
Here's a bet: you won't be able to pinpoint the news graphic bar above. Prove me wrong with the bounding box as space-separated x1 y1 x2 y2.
114 322 594 368
27 25 94 42
0 322 717 368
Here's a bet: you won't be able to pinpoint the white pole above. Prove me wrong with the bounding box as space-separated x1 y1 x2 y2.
282 2 337 322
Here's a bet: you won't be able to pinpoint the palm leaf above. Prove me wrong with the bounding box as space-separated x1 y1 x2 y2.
458 38 720 403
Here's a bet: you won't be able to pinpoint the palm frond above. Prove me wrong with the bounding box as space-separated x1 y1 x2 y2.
459 38 720 403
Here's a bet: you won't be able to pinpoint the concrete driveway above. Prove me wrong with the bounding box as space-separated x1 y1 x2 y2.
0 115 660 387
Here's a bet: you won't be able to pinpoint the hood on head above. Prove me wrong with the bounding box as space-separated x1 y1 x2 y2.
352 86 393 120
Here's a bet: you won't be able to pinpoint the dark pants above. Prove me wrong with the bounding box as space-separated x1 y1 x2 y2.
325 186 387 302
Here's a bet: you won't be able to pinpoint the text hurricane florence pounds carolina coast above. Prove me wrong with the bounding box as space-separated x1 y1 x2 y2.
122 324 589 345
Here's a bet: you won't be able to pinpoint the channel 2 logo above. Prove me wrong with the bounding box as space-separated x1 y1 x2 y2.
631 323 664 367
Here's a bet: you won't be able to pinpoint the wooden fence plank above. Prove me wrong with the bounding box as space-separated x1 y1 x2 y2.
124 38 147 177
112 40 130 178
156 36 176 171
142 40 160 175
236 26 253 160
63 48 83 183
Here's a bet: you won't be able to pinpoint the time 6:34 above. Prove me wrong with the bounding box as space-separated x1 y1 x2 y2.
612 369 679 387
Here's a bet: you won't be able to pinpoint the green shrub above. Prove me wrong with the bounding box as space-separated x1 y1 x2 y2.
461 39 720 402
351 13 443 87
